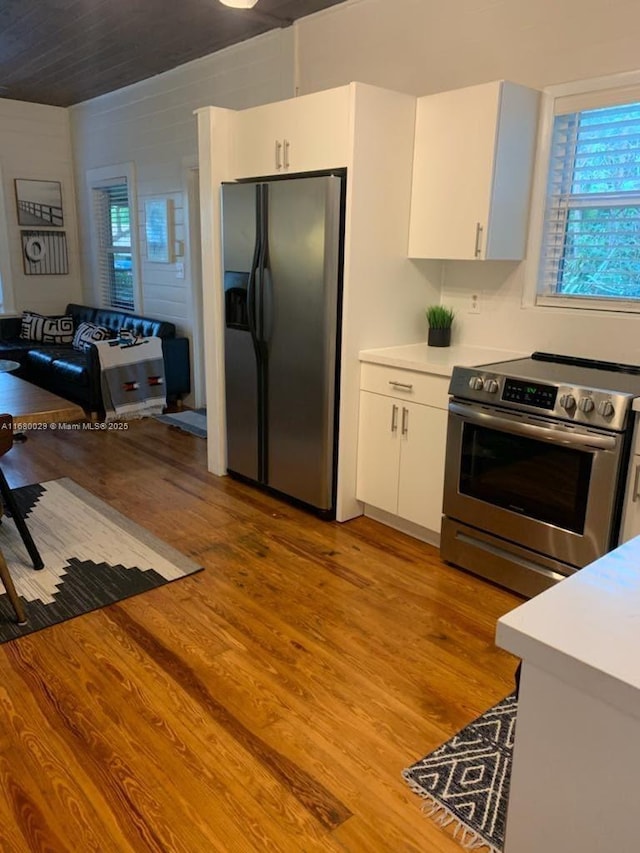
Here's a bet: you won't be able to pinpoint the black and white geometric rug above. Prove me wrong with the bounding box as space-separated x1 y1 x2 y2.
0 478 203 641
154 408 207 438
403 694 517 853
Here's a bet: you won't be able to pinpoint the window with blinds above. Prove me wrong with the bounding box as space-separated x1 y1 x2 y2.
92 181 135 311
538 99 640 306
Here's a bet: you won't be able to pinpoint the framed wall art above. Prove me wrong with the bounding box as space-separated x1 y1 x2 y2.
144 197 173 263
15 179 64 227
21 230 69 275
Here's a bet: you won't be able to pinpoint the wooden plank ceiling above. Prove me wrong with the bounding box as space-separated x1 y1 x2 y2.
0 0 346 107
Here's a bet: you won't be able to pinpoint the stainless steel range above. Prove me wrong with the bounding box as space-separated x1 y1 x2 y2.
441 352 640 598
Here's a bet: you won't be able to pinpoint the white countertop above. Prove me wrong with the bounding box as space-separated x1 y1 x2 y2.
496 536 640 720
358 342 527 376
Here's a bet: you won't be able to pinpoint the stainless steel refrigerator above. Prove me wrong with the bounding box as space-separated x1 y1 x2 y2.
221 172 344 515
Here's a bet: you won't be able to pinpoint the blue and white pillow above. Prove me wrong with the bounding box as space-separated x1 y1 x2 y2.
21 311 74 344
72 321 112 352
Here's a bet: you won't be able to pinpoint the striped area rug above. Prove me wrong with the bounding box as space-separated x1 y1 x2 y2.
0 478 203 641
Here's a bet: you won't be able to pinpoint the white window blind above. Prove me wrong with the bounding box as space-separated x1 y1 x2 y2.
92 181 135 311
538 99 640 305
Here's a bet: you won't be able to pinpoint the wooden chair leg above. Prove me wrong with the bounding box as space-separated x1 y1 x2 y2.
0 469 44 570
0 550 27 625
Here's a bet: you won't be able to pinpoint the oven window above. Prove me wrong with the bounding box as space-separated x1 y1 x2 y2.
460 423 592 533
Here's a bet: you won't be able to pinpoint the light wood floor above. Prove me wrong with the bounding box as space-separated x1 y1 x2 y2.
0 419 522 852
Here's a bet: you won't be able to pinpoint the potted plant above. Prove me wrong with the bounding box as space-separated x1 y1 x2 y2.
426 305 455 347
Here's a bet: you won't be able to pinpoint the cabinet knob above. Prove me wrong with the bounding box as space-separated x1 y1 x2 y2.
275 140 283 170
283 138 290 170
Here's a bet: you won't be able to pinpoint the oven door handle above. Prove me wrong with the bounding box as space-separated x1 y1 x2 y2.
448 402 618 451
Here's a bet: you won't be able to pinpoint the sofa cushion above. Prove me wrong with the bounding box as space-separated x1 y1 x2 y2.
66 304 97 328
72 321 111 352
50 352 92 386
0 339 36 361
21 312 74 344
24 347 91 387
24 347 66 369
65 303 177 340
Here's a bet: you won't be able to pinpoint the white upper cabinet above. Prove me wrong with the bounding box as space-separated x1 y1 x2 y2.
408 80 540 260
231 86 351 179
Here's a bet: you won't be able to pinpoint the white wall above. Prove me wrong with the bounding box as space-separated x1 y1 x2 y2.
0 98 82 315
296 0 640 96
70 29 295 403
294 0 640 362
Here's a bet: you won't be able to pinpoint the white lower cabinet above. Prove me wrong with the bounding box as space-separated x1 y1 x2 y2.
356 366 449 533
620 414 640 543
621 456 640 543
619 413 640 543
396 401 448 529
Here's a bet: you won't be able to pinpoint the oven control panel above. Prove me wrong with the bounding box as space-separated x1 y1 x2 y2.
502 378 557 409
449 367 632 432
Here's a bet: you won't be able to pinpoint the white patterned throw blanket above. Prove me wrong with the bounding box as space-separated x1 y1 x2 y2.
94 337 166 420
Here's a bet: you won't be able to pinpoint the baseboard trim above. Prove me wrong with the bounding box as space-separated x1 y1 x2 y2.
362 505 441 548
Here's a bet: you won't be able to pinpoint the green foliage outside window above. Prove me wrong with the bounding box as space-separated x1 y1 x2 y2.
543 101 640 303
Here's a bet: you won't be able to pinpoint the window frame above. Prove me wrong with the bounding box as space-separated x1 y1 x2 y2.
525 70 640 315
86 163 141 313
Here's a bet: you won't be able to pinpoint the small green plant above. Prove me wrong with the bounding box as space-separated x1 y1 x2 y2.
425 305 455 329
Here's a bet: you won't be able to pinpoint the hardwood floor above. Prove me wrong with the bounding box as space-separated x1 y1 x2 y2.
0 420 523 852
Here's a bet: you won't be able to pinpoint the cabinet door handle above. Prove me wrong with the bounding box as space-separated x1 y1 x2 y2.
632 464 640 502
474 222 484 258
401 406 409 436
390 404 398 432
283 138 290 169
388 381 413 391
275 140 283 170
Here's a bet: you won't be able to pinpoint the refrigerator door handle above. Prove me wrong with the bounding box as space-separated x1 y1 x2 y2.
257 183 270 343
246 186 262 344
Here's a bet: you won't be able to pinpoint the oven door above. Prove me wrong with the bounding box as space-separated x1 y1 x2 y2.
443 400 626 568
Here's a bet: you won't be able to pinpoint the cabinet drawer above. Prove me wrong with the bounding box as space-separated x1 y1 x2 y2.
360 363 450 409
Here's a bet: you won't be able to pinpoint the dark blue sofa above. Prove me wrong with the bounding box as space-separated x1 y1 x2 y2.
0 303 191 415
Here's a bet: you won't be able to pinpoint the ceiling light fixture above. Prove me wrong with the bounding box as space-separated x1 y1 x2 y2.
219 0 259 8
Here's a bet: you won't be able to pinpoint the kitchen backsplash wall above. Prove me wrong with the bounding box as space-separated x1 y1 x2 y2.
442 261 640 364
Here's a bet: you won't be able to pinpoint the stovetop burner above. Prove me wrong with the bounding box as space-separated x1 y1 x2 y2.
449 351 640 433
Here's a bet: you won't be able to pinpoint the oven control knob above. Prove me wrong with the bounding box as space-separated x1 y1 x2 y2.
485 379 499 394
468 376 484 391
578 397 595 413
559 394 576 410
598 400 615 418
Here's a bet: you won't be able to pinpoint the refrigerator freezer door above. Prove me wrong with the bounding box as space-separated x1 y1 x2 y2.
221 182 261 482
263 175 342 510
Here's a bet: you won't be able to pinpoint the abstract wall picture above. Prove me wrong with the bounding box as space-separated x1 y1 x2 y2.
21 231 69 275
15 179 64 227
144 197 172 263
